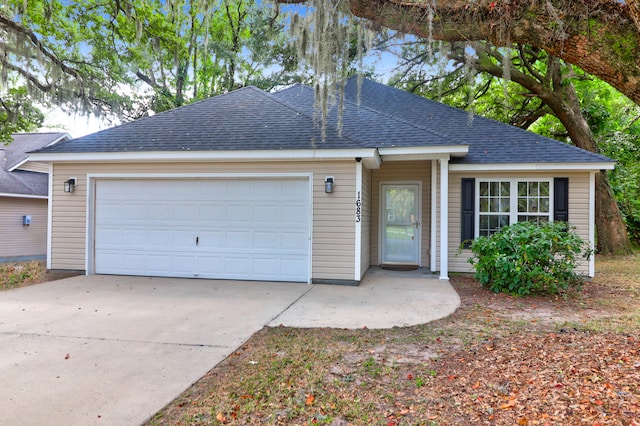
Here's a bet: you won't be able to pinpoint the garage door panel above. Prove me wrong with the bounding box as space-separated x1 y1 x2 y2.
226 204 252 223
253 231 279 249
283 205 309 224
172 255 198 274
95 178 310 282
147 229 171 246
253 257 279 276
282 232 309 251
254 205 280 223
147 255 173 274
199 204 226 222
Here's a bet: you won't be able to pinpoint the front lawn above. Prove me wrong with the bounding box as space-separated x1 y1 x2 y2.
149 254 640 425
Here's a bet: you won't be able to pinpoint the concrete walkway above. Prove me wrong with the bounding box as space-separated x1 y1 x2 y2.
0 272 459 425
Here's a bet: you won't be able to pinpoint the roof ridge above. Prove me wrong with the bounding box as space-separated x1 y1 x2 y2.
277 83 463 146
257 85 373 149
339 81 465 145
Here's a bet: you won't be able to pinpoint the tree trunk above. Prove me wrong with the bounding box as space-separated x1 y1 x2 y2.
466 48 632 254
595 172 631 254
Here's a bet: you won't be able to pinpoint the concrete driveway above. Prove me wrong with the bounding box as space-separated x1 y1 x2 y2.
0 272 459 425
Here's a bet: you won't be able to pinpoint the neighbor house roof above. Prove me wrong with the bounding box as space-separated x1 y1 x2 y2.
1 132 69 197
30 79 613 168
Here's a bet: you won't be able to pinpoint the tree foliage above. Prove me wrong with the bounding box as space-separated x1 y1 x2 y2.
0 0 299 140
314 0 640 106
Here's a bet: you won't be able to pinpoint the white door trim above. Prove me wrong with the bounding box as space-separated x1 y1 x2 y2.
86 173 313 283
379 181 422 265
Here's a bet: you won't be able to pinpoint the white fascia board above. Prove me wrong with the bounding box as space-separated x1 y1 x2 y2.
0 192 48 199
47 133 73 146
362 149 382 169
449 162 615 172
7 159 28 172
378 145 468 160
27 148 379 163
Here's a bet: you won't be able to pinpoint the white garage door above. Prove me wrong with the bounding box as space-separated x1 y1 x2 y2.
94 178 310 282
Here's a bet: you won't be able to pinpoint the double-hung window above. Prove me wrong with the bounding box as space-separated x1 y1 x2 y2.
477 179 552 237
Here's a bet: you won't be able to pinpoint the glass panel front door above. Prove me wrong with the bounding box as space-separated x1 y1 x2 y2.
382 184 420 264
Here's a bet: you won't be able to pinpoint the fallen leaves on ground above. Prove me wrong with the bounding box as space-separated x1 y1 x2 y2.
148 254 640 425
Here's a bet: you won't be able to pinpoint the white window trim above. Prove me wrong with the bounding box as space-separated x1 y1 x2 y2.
475 178 554 238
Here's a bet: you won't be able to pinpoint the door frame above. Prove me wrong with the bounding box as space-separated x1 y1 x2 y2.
86 173 313 283
379 181 422 265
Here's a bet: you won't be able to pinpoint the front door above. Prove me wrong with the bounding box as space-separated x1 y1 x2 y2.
381 184 420 264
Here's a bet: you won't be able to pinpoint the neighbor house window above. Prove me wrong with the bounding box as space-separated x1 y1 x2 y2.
476 179 553 237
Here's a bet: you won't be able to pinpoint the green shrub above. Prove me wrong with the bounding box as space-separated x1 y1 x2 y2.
468 221 592 295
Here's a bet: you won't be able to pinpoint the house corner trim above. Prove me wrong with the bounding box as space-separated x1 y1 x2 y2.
354 161 363 281
439 158 449 280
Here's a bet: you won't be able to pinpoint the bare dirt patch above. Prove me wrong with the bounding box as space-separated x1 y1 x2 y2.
149 254 640 425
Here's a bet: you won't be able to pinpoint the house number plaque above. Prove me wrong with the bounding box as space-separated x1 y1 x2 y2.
355 191 361 223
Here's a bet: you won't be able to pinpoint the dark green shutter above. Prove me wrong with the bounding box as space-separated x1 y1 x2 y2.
461 178 475 248
554 178 569 222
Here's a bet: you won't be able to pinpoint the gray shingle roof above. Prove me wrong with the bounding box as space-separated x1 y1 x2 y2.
272 84 461 148
337 78 611 164
34 87 369 154
33 79 612 165
1 133 68 196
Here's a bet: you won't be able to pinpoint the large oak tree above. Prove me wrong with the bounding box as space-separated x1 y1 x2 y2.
282 0 640 106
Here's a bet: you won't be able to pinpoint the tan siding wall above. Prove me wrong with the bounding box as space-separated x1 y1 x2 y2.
51 161 356 280
370 161 431 267
17 162 49 173
0 197 47 258
448 171 592 274
359 165 372 279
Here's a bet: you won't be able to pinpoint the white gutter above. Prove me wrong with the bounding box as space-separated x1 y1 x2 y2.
0 192 48 199
449 162 615 172
27 148 381 163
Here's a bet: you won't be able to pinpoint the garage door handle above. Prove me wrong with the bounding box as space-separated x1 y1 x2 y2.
196 236 199 246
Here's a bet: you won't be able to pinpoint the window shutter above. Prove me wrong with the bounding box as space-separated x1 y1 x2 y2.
554 177 569 222
461 178 475 248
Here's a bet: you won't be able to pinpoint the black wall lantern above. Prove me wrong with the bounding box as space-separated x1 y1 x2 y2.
64 178 76 193
324 176 335 193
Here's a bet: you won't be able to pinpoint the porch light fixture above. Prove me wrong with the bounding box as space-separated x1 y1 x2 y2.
64 178 76 193
324 176 335 193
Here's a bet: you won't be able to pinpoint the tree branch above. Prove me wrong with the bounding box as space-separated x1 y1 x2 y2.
0 14 83 83
278 0 640 105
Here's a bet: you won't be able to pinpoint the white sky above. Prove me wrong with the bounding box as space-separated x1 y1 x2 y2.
37 49 400 139
40 108 113 138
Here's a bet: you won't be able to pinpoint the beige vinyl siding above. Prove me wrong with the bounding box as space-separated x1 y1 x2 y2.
448 171 592 274
370 160 431 267
51 161 356 280
0 196 47 258
359 165 372 279
16 162 49 173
